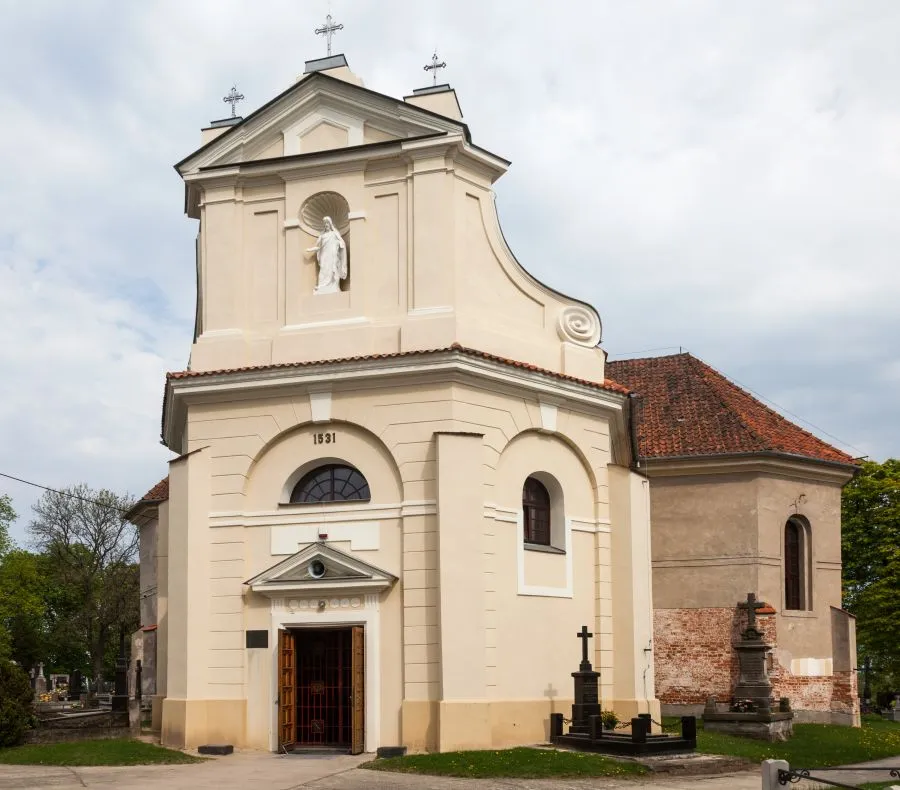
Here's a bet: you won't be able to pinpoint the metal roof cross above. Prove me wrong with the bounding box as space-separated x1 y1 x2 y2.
424 51 447 86
315 13 344 57
222 85 244 118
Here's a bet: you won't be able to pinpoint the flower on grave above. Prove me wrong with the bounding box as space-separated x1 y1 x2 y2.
600 709 619 729
729 698 757 713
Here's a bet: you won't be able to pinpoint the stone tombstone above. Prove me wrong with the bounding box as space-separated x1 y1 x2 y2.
733 593 774 709
112 654 128 712
569 626 601 734
34 663 47 696
70 669 83 699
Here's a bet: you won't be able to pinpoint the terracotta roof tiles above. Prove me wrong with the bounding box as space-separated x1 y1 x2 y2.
140 477 169 503
605 353 855 466
167 343 630 395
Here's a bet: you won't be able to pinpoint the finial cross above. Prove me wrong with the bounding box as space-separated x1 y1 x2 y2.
424 51 447 86
576 625 593 666
315 13 344 57
223 85 244 118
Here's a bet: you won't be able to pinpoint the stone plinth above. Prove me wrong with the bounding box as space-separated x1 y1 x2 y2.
703 711 794 742
569 669 600 735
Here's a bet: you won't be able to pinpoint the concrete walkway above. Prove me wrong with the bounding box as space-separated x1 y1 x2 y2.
4 751 899 790
0 751 760 790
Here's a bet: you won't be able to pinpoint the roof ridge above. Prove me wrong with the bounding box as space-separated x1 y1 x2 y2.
685 353 854 463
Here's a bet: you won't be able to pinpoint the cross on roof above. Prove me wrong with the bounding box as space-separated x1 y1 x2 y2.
222 85 244 118
315 13 344 57
424 51 446 86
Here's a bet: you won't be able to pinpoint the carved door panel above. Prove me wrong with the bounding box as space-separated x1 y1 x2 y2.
351 625 365 755
278 629 296 751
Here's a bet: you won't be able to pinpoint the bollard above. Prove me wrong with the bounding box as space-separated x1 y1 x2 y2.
681 715 697 745
589 714 602 741
550 713 564 738
761 759 789 790
631 717 648 744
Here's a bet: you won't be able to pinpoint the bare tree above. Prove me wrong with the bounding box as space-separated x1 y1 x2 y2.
28 484 137 688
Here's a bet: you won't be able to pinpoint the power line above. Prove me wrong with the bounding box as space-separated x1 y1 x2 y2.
0 472 132 517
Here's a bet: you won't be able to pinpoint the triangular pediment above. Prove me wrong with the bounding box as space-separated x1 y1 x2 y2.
177 71 467 175
245 542 397 596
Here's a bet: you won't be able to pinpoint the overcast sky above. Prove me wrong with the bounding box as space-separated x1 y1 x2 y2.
1 1 898 543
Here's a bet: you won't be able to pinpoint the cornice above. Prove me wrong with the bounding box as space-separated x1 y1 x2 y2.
637 452 855 485
162 349 626 452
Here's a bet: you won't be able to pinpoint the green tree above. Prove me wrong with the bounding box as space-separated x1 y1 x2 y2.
0 494 16 558
842 459 900 689
0 550 47 667
28 485 137 688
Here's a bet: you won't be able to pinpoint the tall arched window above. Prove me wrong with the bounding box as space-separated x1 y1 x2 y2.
784 517 805 610
290 464 370 504
522 477 551 545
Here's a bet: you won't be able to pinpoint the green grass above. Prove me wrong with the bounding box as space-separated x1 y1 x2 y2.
660 714 900 768
363 747 647 779
0 738 202 766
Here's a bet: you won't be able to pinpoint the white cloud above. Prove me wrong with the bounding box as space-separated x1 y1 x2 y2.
1 1 898 540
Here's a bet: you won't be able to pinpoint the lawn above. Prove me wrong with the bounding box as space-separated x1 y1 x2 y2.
0 738 202 766
661 714 900 768
363 747 647 779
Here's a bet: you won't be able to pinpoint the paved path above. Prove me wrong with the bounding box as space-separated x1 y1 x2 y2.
4 751 898 789
0 752 760 790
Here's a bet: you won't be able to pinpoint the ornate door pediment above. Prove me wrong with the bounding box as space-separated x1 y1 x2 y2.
245 542 396 597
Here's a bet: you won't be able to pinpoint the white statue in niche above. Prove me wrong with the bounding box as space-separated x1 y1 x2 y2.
306 216 347 295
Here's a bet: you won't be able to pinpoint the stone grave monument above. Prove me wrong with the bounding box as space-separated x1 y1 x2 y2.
702 593 794 741
551 625 696 755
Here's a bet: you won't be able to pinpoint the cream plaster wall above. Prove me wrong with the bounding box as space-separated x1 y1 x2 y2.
178 70 604 384
157 64 658 753
157 370 656 751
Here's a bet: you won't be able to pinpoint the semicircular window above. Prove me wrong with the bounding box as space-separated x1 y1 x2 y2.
290 464 370 504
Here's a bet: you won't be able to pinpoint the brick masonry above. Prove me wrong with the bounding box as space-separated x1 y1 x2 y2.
654 607 858 719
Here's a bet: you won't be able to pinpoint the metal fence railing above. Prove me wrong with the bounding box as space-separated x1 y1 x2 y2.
762 759 900 789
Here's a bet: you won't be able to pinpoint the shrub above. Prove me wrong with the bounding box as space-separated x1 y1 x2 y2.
600 710 619 730
0 662 35 747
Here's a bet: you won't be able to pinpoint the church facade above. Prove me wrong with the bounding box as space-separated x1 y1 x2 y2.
128 53 859 753
130 54 659 753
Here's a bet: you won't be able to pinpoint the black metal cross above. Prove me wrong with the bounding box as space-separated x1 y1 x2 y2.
223 85 244 118
577 625 593 665
315 13 344 57
424 51 446 86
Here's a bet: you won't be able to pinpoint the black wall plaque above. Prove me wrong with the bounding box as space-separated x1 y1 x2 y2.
246 630 268 649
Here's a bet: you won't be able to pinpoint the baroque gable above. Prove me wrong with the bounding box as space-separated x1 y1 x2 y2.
177 71 464 176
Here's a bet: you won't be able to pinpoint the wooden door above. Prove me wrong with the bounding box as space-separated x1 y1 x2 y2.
278 629 296 751
351 625 365 754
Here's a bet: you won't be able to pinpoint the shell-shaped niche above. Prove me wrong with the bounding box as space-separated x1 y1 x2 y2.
299 191 350 236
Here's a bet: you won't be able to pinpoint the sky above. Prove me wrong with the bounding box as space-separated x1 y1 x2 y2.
1 1 898 544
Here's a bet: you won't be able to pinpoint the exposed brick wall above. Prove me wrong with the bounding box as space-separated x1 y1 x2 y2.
654 607 859 716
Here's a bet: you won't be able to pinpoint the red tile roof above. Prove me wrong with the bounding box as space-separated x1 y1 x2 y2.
167 343 630 394
140 477 169 503
605 353 855 466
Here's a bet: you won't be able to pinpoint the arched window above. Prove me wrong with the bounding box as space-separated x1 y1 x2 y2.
290 464 370 504
784 517 806 610
522 477 551 545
